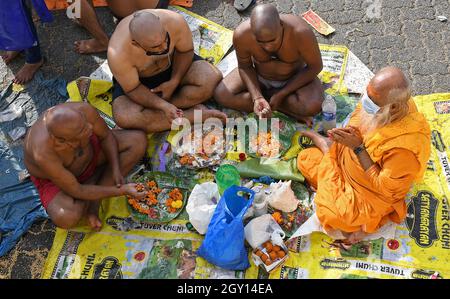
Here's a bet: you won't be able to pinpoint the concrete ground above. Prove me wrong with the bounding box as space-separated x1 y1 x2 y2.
1 0 449 279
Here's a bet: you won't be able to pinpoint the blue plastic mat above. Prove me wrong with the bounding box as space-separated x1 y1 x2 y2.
0 72 67 256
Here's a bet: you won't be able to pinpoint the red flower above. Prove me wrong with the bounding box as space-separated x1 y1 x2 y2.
387 239 399 250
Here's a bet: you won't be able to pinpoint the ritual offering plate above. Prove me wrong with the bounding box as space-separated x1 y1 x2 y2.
173 127 226 169
268 182 313 238
244 112 297 159
127 172 190 223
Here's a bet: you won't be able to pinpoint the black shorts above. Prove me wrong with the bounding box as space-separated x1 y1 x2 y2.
156 0 169 8
112 53 204 100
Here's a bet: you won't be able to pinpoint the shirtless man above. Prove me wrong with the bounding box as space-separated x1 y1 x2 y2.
24 102 147 230
74 0 168 54
108 9 225 133
214 4 324 125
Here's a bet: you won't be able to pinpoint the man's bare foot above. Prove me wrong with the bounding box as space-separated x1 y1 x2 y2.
344 230 366 244
13 59 44 84
74 38 109 54
1 51 21 64
300 130 331 153
192 104 228 123
86 201 102 231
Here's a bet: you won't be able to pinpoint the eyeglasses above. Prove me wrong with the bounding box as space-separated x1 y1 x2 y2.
134 32 171 56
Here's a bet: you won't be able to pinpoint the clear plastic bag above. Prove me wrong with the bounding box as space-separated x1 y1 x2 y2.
244 214 284 249
186 182 220 235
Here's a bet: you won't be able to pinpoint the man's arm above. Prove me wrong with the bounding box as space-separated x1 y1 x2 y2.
363 149 419 200
169 14 194 84
36 154 128 200
234 25 271 117
83 104 122 185
234 25 264 102
274 23 323 99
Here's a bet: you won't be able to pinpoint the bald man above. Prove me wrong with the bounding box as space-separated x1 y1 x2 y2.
214 4 324 125
73 0 168 54
108 9 225 133
297 67 431 243
24 102 148 230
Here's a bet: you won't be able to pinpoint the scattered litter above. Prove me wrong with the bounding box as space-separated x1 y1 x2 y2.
302 9 336 36
169 0 193 8
8 126 27 141
437 16 448 22
18 169 30 182
12 83 25 92
0 105 23 123
234 0 255 12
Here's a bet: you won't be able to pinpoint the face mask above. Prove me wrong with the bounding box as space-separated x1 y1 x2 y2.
361 92 380 115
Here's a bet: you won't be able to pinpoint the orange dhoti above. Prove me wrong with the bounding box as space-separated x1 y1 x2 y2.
297 101 431 234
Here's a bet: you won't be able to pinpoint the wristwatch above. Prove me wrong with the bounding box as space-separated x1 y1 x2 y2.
353 144 366 155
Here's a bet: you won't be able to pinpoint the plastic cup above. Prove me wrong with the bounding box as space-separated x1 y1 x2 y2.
215 164 241 195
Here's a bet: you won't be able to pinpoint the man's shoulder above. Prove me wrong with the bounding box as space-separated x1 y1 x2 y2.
282 14 314 35
24 126 53 163
234 20 252 41
158 9 186 25
108 20 132 58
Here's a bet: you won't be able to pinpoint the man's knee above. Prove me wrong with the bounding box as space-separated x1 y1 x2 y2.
192 63 223 96
288 93 323 116
49 202 85 229
129 130 148 158
213 81 231 106
204 69 223 98
112 96 133 129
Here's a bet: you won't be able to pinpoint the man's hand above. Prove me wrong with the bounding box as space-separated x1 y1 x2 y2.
269 93 285 112
112 167 124 188
328 126 363 150
161 102 184 124
122 183 146 200
254 98 272 118
151 79 179 100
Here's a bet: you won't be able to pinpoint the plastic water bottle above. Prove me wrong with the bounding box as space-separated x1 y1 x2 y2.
322 94 336 133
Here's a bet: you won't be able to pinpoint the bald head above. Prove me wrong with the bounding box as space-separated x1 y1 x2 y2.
44 105 85 139
368 67 411 107
250 4 281 37
129 10 164 45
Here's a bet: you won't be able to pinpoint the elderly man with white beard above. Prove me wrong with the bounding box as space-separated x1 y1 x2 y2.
296 67 431 243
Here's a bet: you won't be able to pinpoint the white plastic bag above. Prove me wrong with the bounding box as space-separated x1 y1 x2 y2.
244 214 284 249
267 180 299 213
186 182 220 235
